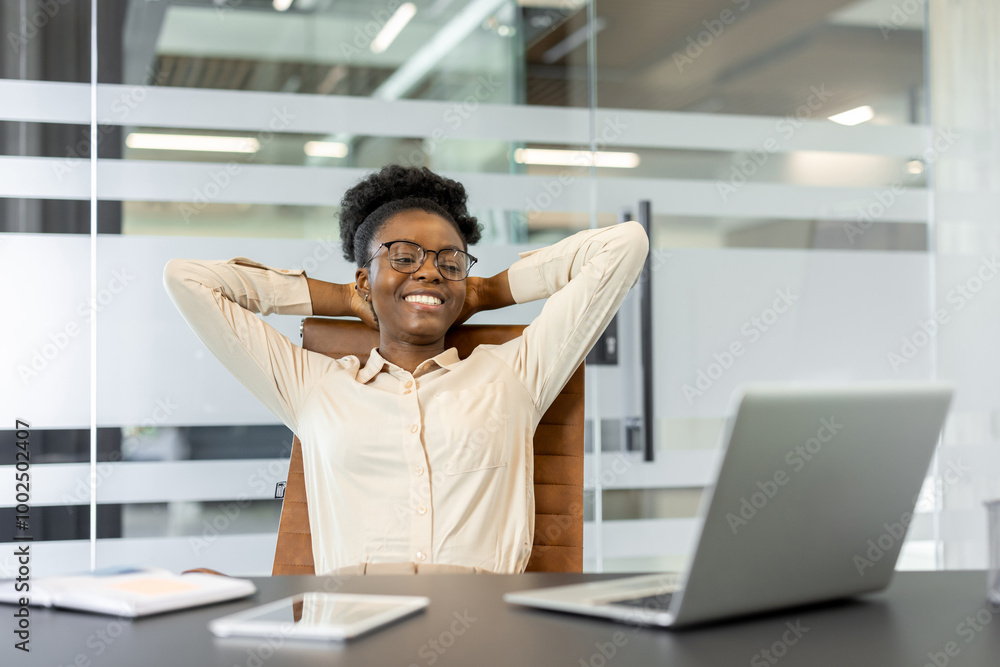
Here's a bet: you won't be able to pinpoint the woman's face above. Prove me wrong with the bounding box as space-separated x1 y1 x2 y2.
356 209 467 345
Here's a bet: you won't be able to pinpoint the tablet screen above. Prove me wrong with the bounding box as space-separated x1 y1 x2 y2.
210 592 430 640
254 593 413 625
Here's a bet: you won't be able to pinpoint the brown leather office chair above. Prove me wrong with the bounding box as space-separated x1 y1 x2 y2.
272 318 585 575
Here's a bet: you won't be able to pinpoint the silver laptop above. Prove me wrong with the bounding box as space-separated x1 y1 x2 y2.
505 382 954 628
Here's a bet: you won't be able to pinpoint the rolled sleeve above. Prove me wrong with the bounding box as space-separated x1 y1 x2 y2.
225 256 313 316
506 247 550 304
163 256 330 434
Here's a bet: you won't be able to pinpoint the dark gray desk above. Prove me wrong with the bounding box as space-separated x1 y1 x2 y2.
6 571 999 666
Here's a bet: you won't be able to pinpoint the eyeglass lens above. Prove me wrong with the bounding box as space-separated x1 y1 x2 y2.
388 242 469 279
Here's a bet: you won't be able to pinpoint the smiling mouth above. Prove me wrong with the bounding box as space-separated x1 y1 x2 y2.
403 296 445 310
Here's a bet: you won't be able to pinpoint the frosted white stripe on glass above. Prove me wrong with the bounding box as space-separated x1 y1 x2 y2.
653 249 935 417
0 460 289 507
583 513 949 561
0 535 279 579
0 156 930 222
1 234 92 428
0 80 931 156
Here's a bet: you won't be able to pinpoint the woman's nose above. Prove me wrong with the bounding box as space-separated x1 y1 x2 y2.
412 251 443 280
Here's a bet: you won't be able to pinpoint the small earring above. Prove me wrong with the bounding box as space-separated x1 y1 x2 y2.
365 294 369 302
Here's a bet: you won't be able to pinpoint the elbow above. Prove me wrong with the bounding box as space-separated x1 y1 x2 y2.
618 221 650 288
620 220 650 264
163 258 199 303
162 258 186 292
625 220 650 255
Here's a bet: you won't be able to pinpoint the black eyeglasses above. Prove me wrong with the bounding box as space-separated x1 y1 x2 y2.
363 240 477 281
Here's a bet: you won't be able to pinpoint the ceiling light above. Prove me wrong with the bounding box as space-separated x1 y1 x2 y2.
371 3 417 54
828 105 875 126
125 133 259 153
514 148 640 168
906 159 924 175
304 141 349 158
273 0 293 11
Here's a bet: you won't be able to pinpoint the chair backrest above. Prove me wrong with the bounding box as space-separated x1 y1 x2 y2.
272 319 585 574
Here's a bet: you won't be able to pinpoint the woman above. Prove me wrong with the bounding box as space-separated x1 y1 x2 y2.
163 165 649 575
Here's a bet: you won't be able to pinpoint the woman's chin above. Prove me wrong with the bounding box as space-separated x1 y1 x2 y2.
392 326 451 345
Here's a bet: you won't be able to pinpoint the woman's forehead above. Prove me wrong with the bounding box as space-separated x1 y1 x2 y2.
378 210 463 247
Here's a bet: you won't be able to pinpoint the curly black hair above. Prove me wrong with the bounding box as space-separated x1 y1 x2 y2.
339 165 483 266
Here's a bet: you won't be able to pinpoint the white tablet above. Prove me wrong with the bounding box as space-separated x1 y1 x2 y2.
209 592 430 641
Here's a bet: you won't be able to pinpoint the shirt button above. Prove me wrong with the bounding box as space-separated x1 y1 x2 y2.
404 380 413 388
417 505 427 515
410 424 418 433
415 466 424 476
404 389 411 395
416 551 426 561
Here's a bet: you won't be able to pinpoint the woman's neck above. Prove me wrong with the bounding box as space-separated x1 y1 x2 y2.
377 338 446 374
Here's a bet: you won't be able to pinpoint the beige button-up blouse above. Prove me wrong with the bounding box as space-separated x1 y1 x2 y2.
163 220 648 574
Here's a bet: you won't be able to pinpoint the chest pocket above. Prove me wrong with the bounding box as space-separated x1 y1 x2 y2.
433 381 508 475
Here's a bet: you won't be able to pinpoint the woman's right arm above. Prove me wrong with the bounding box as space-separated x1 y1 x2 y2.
306 278 379 330
163 256 335 434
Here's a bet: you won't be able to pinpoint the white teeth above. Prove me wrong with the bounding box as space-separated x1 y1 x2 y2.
405 295 442 305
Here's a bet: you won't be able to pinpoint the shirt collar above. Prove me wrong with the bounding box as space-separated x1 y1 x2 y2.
355 346 461 384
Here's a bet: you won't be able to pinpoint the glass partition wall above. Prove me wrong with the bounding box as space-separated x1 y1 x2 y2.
2 0 994 577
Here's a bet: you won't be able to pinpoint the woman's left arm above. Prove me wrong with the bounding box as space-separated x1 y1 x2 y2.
490 221 649 413
452 271 516 327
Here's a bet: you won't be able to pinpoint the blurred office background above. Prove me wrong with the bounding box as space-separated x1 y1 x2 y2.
1 0 998 576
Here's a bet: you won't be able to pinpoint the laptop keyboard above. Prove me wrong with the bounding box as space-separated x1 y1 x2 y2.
607 592 674 611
